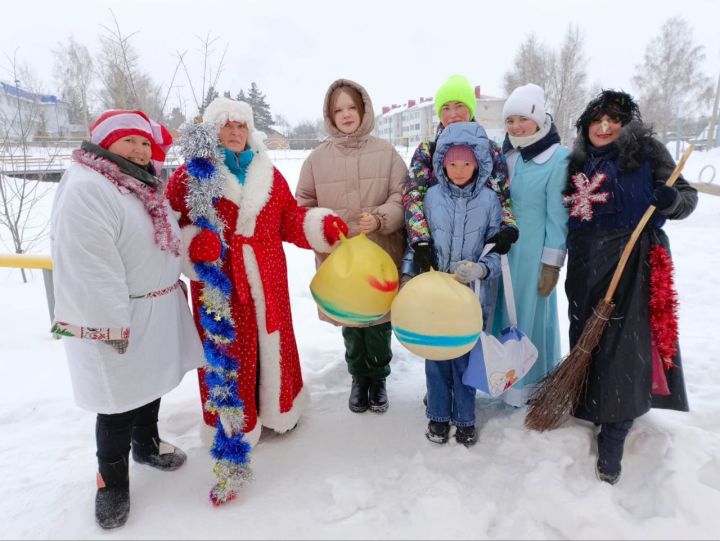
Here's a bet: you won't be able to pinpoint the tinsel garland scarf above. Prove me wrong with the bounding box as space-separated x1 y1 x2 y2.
648 244 679 368
71 148 180 256
179 122 253 505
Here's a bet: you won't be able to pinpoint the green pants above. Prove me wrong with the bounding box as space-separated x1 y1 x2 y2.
342 322 392 379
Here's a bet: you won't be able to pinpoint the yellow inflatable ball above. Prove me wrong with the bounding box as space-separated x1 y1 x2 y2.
310 233 399 325
391 270 483 360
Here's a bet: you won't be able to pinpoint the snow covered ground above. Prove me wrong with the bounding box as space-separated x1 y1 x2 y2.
1 147 719 539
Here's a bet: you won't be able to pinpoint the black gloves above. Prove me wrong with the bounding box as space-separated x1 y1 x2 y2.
651 185 678 211
487 227 519 255
412 241 435 273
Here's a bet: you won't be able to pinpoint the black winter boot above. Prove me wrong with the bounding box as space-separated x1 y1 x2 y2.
349 376 371 413
131 402 186 471
132 437 187 471
596 420 633 485
455 425 477 447
95 456 130 529
425 421 450 444
368 378 389 413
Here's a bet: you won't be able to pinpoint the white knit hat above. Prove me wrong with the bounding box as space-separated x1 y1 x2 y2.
203 97 255 131
502 83 548 129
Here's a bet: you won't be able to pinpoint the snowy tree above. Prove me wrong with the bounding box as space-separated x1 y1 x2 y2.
96 12 164 120
502 28 588 145
52 37 94 134
288 120 322 149
0 57 58 281
633 16 713 143
503 34 554 96
166 107 186 131
273 113 290 136
246 82 273 133
175 32 228 118
547 25 588 145
200 86 219 115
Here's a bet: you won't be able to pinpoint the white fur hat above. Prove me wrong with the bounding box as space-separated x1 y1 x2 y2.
203 97 255 131
502 83 548 129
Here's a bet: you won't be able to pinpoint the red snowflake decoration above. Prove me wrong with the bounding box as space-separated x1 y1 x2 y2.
563 172 610 222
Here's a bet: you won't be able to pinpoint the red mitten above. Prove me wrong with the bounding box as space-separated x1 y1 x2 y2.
188 229 222 262
322 215 348 245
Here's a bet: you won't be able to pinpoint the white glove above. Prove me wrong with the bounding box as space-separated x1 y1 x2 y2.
454 261 488 283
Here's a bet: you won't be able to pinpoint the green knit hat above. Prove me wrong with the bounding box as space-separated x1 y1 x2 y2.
434 75 477 119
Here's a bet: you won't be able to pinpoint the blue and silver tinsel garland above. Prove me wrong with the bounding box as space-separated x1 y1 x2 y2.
180 122 252 505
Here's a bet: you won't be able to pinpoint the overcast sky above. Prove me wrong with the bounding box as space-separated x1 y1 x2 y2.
2 0 719 125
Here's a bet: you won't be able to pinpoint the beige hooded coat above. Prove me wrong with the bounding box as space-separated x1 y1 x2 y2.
296 79 407 326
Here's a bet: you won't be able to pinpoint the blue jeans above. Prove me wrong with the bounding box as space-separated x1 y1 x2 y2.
425 354 476 427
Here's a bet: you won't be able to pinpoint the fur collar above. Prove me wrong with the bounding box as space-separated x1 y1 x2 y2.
180 122 276 237
570 120 658 175
217 151 275 236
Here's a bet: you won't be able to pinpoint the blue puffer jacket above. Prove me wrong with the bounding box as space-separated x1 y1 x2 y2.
425 122 502 322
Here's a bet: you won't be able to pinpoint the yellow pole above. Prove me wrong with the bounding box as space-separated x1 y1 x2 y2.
0 254 56 336
0 253 53 270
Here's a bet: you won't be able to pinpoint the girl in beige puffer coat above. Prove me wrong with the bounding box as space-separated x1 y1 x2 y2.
296 78 408 415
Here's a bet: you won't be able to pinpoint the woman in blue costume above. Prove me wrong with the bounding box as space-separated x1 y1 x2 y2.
492 84 570 407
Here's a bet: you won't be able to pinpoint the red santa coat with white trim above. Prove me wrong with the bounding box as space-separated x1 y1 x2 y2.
166 150 335 446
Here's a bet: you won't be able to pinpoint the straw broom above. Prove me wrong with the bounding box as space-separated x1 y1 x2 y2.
524 144 695 432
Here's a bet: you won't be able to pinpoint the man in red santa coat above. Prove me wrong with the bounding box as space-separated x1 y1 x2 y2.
166 97 347 450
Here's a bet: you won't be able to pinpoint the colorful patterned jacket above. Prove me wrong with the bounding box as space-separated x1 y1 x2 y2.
402 123 516 246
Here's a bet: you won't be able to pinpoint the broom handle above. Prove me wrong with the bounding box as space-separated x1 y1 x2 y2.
603 144 695 302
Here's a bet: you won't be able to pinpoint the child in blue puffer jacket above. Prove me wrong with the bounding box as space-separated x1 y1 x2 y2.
421 121 502 447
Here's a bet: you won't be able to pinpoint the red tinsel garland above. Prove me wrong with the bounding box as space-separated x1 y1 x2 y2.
648 245 679 368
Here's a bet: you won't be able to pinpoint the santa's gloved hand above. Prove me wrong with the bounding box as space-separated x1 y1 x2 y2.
454 260 488 283
322 215 348 245
412 241 435 273
651 185 678 211
189 229 222 263
537 264 560 297
104 339 129 354
487 227 519 255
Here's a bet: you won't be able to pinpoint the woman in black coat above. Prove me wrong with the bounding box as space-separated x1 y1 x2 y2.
563 90 697 485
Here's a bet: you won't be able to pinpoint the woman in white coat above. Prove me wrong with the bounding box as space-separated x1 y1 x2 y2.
50 110 204 529
492 84 570 407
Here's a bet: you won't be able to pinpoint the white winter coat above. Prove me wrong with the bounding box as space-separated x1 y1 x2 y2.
51 161 203 414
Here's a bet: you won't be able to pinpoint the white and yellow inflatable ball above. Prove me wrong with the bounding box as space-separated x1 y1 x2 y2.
310 234 399 325
391 270 483 360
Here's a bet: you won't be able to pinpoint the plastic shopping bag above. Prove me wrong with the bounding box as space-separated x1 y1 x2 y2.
462 329 538 396
461 252 538 396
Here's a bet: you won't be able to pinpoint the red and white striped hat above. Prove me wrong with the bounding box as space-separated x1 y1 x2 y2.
89 110 173 170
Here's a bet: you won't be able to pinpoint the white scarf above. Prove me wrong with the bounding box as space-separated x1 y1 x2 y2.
508 120 552 149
